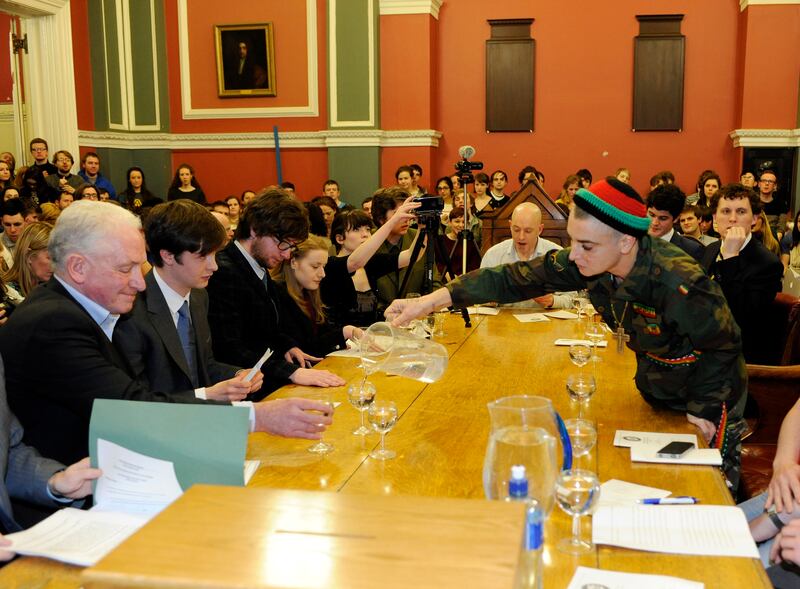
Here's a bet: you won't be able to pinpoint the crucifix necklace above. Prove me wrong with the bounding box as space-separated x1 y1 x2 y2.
611 300 630 354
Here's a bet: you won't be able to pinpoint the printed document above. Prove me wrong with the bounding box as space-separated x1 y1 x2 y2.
567 566 704 589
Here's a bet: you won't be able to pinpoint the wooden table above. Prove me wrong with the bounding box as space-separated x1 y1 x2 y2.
0 311 770 588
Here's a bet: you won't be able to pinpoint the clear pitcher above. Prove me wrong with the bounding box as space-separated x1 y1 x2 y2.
483 395 572 515
360 322 448 383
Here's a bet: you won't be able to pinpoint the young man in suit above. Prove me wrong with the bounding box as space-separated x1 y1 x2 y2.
0 201 334 466
115 200 263 401
646 183 705 262
206 189 345 393
701 183 783 364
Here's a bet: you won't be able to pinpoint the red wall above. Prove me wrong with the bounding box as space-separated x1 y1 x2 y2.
0 14 12 104
423 0 745 197
71 0 94 131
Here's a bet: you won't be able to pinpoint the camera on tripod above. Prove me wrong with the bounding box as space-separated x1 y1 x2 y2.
412 194 445 214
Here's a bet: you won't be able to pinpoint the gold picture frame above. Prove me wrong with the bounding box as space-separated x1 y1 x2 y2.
214 23 276 97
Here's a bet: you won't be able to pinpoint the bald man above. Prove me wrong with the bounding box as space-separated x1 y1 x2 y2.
480 202 573 309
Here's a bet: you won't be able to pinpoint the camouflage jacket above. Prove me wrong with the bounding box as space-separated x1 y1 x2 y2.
447 236 746 421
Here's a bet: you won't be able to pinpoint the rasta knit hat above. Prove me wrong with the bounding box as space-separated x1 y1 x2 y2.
572 177 651 237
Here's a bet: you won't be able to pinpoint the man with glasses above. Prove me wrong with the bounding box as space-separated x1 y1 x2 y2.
21 138 57 204
206 189 345 394
44 150 83 204
757 170 786 237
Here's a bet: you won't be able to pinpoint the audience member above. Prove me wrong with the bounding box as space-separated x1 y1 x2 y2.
575 168 592 189
687 170 720 208
435 176 455 219
615 167 631 184
210 210 234 244
481 202 571 309
279 181 295 194
472 172 492 214
395 166 414 196
205 189 345 392
371 187 442 306
167 163 206 204
55 191 73 211
74 184 99 201
0 201 334 467
2 222 53 300
78 152 117 200
757 170 786 238
555 174 580 215
324 198 419 327
21 138 57 204
388 177 747 489
740 171 757 189
226 196 241 230
2 187 20 203
241 189 256 205
1 199 27 263
323 179 346 209
701 183 782 364
38 203 60 224
273 235 363 356
310 196 337 238
361 196 373 216
679 205 718 246
409 164 425 197
753 210 781 258
435 206 481 280
304 202 329 238
118 166 157 210
0 152 15 181
646 184 705 262
489 170 510 208
0 160 12 191
781 211 800 271
43 150 83 204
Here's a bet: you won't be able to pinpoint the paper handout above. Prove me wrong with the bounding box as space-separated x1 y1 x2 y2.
630 444 722 466
567 566 704 589
513 313 549 323
614 430 697 448
598 479 671 508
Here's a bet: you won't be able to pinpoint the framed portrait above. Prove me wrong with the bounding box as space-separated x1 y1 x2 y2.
215 23 276 97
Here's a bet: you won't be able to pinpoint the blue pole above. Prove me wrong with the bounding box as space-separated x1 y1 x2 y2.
273 125 283 185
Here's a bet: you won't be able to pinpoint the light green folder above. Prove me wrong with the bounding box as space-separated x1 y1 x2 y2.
89 399 251 491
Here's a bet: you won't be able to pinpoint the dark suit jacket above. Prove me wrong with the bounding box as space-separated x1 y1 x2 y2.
701 237 783 363
0 278 205 465
114 271 240 395
206 242 300 392
0 356 64 532
670 232 705 263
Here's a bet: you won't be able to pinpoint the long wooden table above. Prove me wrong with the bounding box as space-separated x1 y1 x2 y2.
0 311 770 588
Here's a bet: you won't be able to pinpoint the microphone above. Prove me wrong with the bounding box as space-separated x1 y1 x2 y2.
458 145 476 160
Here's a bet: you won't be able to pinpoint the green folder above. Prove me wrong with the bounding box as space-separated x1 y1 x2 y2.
89 399 251 491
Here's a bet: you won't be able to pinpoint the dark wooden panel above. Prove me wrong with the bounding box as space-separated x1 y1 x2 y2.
632 35 685 131
486 39 535 132
637 14 683 35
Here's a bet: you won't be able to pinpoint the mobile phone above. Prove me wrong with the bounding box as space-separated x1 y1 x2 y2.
656 441 696 458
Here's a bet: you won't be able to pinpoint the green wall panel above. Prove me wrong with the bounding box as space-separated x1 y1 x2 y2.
128 0 157 126
328 147 380 206
98 148 171 200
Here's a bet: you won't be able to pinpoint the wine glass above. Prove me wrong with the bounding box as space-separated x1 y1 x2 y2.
566 373 596 418
555 469 601 554
368 400 398 460
569 343 591 374
564 418 597 459
347 380 376 436
584 320 606 364
307 392 335 455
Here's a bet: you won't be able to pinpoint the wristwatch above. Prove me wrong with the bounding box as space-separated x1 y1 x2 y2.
767 504 787 531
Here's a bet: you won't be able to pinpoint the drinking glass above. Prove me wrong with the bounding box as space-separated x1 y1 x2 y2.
566 373 596 418
568 343 592 374
347 380 376 436
564 418 597 458
368 400 398 460
307 392 335 455
584 320 606 363
555 469 601 554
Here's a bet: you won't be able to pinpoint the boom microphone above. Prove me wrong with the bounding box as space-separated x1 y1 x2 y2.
458 145 476 160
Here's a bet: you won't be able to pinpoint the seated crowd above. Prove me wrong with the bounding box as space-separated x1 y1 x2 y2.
0 136 797 578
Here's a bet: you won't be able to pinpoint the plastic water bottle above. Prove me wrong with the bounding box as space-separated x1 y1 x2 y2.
506 465 543 589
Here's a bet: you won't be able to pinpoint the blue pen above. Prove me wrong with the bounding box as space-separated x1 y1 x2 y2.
638 496 699 505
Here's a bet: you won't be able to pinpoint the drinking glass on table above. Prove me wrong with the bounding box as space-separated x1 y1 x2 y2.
555 469 601 554
566 373 596 418
564 418 597 459
347 380 376 436
368 400 398 460
584 319 606 363
568 343 592 375
307 392 335 455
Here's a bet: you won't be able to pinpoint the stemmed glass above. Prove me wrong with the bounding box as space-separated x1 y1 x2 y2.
555 469 601 554
564 418 597 461
569 343 591 375
307 392 335 455
347 380 376 436
368 400 398 460
566 373 596 418
584 319 606 364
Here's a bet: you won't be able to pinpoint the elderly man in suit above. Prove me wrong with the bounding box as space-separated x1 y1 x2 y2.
115 200 264 400
646 183 705 262
206 189 345 394
0 356 99 558
701 183 783 364
0 201 334 467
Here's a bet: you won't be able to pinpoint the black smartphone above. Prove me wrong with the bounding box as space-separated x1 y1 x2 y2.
656 441 695 458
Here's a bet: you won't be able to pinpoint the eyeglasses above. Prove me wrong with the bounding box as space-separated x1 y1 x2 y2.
273 236 299 253
760 179 776 184
30 147 47 152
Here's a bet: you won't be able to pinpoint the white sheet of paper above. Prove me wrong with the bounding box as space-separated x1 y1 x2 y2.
630 444 722 466
567 566 704 589
326 348 362 358
244 348 272 381
514 313 549 323
6 508 148 566
554 338 608 348
598 479 671 508
94 438 184 516
593 505 759 558
467 306 500 315
614 430 697 448
244 460 260 484
543 310 578 319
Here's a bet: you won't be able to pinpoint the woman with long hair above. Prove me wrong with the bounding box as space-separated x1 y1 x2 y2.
783 211 800 271
118 167 157 210
2 221 53 300
0 160 13 192
753 210 781 258
167 163 206 204
226 195 241 230
273 235 362 357
555 174 580 215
